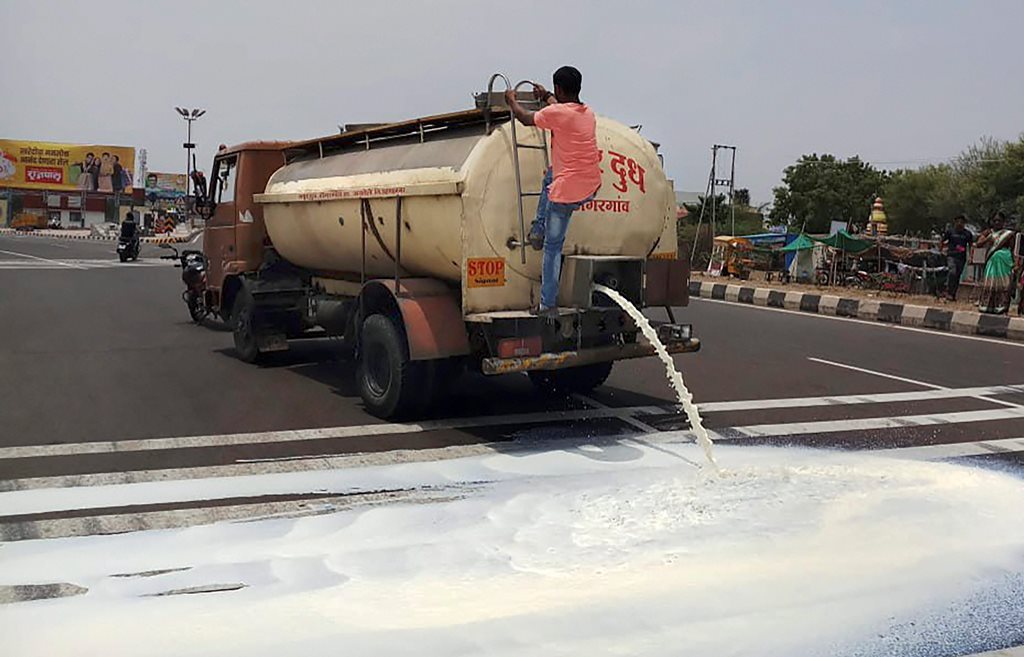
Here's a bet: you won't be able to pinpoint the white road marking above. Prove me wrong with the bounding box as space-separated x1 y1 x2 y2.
0 405 669 459
874 436 1024 461
0 433 698 516
808 357 944 390
692 297 1024 349
0 249 85 270
0 489 442 541
7 382 1024 460
723 406 1024 439
810 357 1023 409
698 383 1024 412
0 258 172 270
573 393 661 433
2 446 486 491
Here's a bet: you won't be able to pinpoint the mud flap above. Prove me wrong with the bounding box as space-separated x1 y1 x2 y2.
257 333 289 353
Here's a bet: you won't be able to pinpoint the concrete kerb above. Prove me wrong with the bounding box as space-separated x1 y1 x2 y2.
1010 317 1024 341
690 280 1023 343
900 305 929 327
818 295 841 316
0 227 200 244
951 311 980 335
857 299 881 321
783 291 803 310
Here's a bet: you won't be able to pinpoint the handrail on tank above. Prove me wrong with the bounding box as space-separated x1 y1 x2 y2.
486 72 528 265
484 73 512 134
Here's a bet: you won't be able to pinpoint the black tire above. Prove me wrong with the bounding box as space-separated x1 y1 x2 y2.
118 252 128 263
528 361 614 396
186 293 205 324
231 288 261 363
357 314 427 419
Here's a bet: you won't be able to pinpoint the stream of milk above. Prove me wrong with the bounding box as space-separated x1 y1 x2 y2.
592 284 717 469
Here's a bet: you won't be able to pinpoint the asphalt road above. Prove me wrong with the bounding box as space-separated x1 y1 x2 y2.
2 232 1023 540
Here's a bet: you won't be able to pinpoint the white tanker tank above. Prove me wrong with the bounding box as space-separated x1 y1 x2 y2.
256 107 678 314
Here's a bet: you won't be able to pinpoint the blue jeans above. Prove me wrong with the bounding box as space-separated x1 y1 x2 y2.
530 168 594 309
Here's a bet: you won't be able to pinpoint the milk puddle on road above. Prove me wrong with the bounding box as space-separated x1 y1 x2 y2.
593 283 717 468
4 445 1024 657
4 297 1024 656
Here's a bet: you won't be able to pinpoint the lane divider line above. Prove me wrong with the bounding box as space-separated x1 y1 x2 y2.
810 357 1023 409
7 382 1024 460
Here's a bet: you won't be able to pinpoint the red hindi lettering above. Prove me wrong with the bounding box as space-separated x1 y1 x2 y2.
608 151 629 193
627 158 646 193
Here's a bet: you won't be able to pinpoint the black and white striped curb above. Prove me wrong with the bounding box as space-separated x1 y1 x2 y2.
689 280 1024 342
0 228 199 244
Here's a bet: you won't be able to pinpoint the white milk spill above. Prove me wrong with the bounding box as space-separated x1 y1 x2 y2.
3 446 1023 657
593 283 717 468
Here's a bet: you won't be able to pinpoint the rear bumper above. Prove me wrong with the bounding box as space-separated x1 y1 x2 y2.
480 338 701 376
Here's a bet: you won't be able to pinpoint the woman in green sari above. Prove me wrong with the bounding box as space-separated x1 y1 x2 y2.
976 212 1016 315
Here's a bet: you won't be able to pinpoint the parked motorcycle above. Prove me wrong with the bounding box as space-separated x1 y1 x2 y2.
161 246 209 323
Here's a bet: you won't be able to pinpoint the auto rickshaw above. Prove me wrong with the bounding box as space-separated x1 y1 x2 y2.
708 235 755 279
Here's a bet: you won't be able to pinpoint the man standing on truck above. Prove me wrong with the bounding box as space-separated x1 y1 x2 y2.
505 66 602 316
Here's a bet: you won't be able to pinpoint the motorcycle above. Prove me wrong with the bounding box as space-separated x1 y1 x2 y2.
117 235 140 262
161 245 209 323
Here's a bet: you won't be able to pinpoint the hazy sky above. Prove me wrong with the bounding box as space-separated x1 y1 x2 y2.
3 0 1022 203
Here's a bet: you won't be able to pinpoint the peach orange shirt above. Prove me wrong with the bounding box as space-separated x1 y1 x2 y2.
534 103 602 203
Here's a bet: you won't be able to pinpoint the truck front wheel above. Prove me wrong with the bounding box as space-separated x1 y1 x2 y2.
358 314 427 419
528 362 614 396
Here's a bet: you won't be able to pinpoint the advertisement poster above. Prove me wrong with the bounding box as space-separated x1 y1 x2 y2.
0 139 135 193
144 172 187 199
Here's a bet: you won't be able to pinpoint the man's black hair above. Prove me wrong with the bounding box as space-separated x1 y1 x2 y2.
953 214 966 223
553 66 582 97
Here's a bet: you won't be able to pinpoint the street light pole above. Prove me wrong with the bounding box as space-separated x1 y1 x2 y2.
175 107 205 226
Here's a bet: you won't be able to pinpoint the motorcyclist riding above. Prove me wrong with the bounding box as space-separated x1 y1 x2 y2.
117 212 141 262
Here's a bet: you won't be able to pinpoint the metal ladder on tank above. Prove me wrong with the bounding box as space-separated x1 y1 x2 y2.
485 73 550 265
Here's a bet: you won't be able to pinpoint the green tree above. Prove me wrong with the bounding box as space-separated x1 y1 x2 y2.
883 166 954 235
882 136 1024 233
733 188 751 207
954 137 1024 222
770 154 888 233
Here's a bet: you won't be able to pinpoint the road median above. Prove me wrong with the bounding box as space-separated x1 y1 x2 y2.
689 280 1024 342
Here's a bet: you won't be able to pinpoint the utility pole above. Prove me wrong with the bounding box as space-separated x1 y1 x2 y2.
175 107 205 226
690 144 738 269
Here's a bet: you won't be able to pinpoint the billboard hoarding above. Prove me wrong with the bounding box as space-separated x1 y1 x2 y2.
0 139 135 193
145 172 187 199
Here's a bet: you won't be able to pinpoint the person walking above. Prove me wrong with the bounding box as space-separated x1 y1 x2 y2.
976 211 1017 315
939 214 973 301
505 65 602 316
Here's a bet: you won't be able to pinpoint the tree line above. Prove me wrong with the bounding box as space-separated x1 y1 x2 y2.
767 136 1024 235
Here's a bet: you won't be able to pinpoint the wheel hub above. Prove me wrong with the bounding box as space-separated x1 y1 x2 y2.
365 342 392 397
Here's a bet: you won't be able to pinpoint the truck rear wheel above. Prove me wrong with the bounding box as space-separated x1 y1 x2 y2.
358 314 427 419
231 289 262 364
528 362 614 396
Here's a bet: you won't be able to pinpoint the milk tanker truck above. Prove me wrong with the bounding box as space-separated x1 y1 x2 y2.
185 82 698 418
